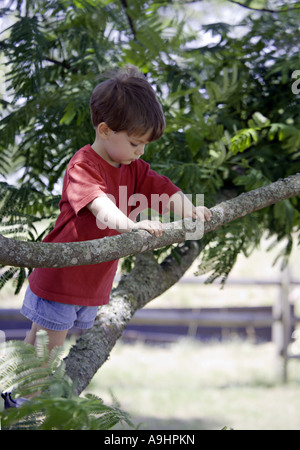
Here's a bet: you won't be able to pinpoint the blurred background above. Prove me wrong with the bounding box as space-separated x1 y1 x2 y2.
1 0 300 430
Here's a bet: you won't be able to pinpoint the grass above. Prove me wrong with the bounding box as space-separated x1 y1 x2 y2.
86 338 300 430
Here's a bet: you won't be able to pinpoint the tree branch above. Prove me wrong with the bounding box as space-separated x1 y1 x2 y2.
0 174 299 269
119 0 137 38
228 0 300 13
44 57 71 70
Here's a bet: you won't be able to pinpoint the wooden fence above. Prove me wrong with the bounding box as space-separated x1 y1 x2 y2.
125 268 300 382
0 268 299 382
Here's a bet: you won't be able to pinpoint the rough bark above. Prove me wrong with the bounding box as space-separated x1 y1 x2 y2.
0 173 299 269
62 174 300 394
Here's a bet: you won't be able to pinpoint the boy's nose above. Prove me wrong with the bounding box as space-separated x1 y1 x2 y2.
136 146 145 156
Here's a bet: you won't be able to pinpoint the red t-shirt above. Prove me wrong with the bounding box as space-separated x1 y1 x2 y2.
29 145 181 306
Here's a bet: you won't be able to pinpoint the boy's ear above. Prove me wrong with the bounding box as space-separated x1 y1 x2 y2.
97 122 113 139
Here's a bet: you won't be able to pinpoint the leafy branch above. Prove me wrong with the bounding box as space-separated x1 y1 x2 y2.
228 0 300 13
0 173 299 270
0 331 133 430
229 112 300 155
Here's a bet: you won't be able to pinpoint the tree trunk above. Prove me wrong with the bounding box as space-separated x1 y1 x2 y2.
64 240 204 394
62 174 300 394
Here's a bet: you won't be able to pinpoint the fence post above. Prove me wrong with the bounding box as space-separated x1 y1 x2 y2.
272 267 291 383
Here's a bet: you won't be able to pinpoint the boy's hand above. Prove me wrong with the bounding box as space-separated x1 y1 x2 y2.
167 192 212 223
132 220 163 237
192 206 212 223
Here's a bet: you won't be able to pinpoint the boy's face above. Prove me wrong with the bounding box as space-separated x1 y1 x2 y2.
99 124 151 167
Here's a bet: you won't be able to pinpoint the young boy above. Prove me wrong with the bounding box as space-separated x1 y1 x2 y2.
19 65 211 353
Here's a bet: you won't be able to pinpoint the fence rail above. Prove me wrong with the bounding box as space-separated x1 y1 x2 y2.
0 269 299 381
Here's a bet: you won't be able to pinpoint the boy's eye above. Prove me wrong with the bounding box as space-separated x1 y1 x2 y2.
130 142 139 147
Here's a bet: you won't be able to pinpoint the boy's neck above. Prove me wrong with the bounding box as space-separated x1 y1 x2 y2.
91 139 120 168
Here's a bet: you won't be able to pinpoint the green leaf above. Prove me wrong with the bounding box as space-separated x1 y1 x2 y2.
229 128 259 154
59 102 76 125
252 112 271 128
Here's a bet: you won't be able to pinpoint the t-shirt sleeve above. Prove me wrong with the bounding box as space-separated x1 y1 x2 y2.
135 160 181 214
65 161 107 215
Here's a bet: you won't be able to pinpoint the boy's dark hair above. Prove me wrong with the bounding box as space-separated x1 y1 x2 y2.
90 65 165 141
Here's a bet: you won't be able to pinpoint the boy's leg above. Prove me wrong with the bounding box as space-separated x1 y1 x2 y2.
25 322 68 351
1 324 69 408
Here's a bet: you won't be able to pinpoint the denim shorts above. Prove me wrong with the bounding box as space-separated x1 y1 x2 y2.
20 286 98 331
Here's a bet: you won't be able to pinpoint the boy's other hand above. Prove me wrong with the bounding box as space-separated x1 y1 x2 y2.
192 206 212 223
132 220 163 237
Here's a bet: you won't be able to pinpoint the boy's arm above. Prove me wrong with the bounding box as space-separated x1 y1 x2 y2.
167 191 212 222
87 196 163 237
87 191 210 237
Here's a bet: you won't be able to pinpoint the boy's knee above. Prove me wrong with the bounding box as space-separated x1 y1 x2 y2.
24 323 68 350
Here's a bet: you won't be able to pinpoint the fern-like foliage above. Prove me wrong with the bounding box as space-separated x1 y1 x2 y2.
0 181 59 293
0 331 133 430
195 214 266 285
